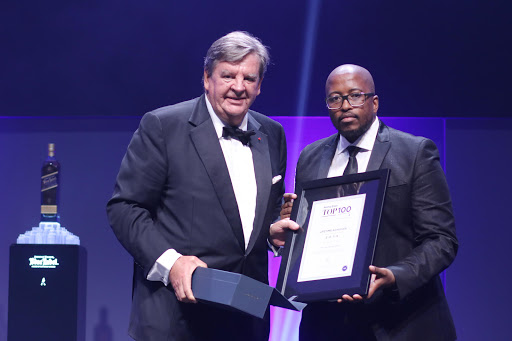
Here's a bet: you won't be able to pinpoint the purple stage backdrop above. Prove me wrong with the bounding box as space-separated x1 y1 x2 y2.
2 115 510 341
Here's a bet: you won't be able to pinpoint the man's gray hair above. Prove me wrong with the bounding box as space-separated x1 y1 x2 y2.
204 31 270 79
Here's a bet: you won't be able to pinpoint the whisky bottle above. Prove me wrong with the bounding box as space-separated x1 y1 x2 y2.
41 143 60 222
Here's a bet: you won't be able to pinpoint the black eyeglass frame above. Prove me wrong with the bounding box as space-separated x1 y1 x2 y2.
326 92 375 109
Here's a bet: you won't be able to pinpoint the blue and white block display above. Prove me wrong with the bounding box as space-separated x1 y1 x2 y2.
16 222 80 245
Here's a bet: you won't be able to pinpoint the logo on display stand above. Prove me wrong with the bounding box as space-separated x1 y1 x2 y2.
40 277 47 286
29 255 60 269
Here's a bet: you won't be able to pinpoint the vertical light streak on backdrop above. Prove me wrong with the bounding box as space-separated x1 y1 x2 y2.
268 2 322 339
288 0 323 189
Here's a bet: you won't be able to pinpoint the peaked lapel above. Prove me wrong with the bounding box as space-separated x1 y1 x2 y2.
367 120 391 172
245 113 272 255
188 95 245 251
316 134 339 179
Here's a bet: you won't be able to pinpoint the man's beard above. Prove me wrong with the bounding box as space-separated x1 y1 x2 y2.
340 119 373 143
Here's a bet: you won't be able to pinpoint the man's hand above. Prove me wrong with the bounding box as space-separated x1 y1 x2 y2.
337 265 396 302
280 193 297 219
169 256 207 303
269 218 300 247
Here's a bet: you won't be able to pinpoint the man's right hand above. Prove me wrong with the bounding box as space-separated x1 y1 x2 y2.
169 256 207 303
280 193 297 219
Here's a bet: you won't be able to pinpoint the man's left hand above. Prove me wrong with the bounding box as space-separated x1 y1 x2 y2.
269 218 300 247
337 265 396 302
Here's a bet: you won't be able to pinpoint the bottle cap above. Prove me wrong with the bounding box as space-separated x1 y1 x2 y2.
48 143 55 157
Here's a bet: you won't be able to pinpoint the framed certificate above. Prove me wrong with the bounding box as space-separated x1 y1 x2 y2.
276 169 390 302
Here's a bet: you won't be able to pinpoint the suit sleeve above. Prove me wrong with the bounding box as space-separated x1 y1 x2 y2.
106 112 173 277
294 148 309 192
387 138 458 300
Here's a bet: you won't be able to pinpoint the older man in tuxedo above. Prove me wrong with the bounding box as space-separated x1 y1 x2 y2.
281 64 458 341
107 31 297 341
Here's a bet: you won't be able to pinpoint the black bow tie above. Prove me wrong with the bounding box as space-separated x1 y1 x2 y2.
222 126 255 146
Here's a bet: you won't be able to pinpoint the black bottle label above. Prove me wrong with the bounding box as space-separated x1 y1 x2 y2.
41 169 59 216
41 171 58 192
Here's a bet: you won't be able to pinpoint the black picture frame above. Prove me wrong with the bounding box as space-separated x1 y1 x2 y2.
276 169 390 303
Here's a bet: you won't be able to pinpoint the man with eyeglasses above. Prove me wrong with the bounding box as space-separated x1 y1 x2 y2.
281 64 458 340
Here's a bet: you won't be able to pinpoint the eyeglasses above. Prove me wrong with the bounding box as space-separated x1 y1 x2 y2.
326 92 375 110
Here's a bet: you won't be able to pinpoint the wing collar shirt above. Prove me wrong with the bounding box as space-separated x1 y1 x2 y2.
206 95 257 251
327 117 380 177
147 96 257 285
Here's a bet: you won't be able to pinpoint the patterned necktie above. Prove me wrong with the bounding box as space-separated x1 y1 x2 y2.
343 146 360 175
222 126 255 146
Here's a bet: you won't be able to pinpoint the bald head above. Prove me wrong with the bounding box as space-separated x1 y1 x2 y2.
325 64 379 143
326 64 375 95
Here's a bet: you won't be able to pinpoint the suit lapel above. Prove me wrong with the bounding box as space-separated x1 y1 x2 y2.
245 114 271 254
317 134 339 179
189 95 245 251
367 120 391 172
315 121 389 177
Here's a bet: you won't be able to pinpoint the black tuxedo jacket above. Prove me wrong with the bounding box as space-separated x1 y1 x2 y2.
107 95 286 341
296 120 458 341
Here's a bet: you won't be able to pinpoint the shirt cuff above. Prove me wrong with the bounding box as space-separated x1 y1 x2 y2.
146 249 182 286
267 238 282 257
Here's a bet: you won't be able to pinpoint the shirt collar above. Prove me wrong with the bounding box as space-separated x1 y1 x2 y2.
336 116 380 154
205 95 249 139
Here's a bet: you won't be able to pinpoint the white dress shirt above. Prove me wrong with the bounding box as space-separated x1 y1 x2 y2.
327 117 380 177
147 96 257 285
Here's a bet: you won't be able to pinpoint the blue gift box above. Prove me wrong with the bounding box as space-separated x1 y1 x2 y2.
192 267 306 319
